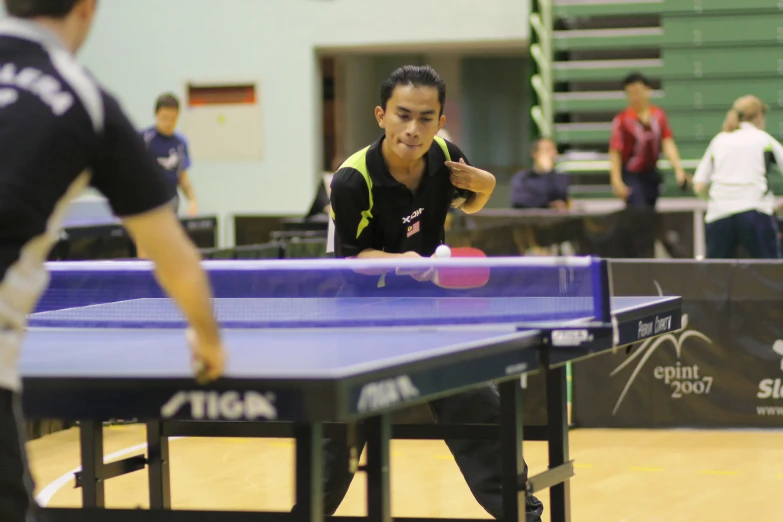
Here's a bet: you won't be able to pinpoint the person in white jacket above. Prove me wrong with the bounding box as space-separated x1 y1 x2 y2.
692 95 783 258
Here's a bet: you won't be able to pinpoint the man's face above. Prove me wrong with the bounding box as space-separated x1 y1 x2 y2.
375 84 445 163
624 81 650 109
533 139 558 168
155 107 179 136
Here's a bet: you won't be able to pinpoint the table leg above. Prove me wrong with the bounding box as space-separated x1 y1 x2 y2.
146 421 171 509
498 379 525 522
294 422 324 522
546 365 572 522
365 413 391 522
78 420 104 508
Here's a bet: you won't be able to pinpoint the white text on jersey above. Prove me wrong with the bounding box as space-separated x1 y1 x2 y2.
0 63 73 116
402 208 424 224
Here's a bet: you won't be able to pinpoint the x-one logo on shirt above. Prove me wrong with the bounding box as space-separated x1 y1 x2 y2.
402 208 424 224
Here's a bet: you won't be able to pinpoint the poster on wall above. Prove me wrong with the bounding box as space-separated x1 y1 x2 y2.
182 80 264 162
572 261 783 429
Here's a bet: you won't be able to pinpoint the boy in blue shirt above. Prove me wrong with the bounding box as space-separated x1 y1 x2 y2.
141 93 199 217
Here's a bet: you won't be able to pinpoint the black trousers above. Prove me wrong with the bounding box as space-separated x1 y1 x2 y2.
0 389 39 522
292 384 544 521
706 210 782 259
622 168 661 208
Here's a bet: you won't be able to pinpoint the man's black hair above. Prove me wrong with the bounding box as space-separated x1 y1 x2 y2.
155 93 180 113
380 65 446 115
4 0 81 18
622 72 651 88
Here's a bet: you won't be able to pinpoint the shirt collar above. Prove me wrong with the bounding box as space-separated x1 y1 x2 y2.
739 122 755 130
0 17 71 54
626 105 659 119
365 135 446 187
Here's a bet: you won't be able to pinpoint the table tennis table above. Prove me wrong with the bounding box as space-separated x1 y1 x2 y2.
21 256 682 522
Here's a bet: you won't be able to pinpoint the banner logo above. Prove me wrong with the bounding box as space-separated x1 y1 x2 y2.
611 281 713 415
756 341 783 415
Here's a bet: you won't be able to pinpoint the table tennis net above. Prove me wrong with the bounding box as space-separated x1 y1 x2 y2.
29 258 608 329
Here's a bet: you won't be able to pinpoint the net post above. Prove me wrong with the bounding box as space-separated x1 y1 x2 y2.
590 257 611 323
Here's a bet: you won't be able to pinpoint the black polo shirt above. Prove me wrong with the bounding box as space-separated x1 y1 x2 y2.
0 17 175 392
329 135 472 258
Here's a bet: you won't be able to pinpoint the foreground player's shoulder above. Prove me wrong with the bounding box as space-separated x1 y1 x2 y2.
42 46 107 133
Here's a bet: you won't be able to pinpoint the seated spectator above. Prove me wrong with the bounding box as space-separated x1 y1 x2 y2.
510 138 570 210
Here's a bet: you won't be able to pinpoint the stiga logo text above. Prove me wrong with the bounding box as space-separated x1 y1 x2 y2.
357 376 419 413
161 391 277 420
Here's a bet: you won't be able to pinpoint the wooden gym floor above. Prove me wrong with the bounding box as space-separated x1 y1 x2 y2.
27 425 783 521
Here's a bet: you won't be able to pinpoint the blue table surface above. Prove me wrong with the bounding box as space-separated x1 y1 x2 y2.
27 296 659 329
20 296 675 380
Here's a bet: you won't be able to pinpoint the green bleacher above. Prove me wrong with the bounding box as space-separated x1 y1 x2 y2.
536 0 783 198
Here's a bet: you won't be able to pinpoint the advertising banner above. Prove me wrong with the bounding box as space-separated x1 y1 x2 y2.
572 261 783 428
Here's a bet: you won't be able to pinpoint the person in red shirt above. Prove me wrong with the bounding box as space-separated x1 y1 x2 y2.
609 73 687 206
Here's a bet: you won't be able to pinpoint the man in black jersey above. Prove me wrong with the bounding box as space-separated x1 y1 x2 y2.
0 2 226 521
298 65 544 521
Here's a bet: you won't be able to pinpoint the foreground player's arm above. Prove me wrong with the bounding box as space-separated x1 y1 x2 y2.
90 93 224 381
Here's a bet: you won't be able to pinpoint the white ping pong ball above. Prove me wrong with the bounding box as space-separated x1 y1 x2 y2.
434 244 451 258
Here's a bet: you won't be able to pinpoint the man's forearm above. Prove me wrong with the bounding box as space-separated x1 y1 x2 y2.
124 209 220 346
154 250 220 345
662 139 683 170
461 190 493 214
356 249 413 259
609 150 623 184
350 249 417 275
179 172 197 202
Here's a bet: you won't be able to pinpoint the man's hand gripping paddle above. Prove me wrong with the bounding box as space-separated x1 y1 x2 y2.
395 245 491 289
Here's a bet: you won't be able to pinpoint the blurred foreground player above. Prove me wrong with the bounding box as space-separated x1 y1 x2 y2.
0 2 226 521
299 65 544 521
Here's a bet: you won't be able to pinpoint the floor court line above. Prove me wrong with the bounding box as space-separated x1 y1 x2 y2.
37 436 762 508
35 436 185 507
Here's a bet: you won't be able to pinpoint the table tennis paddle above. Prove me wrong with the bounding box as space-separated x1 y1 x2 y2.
433 247 490 289
396 246 491 289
